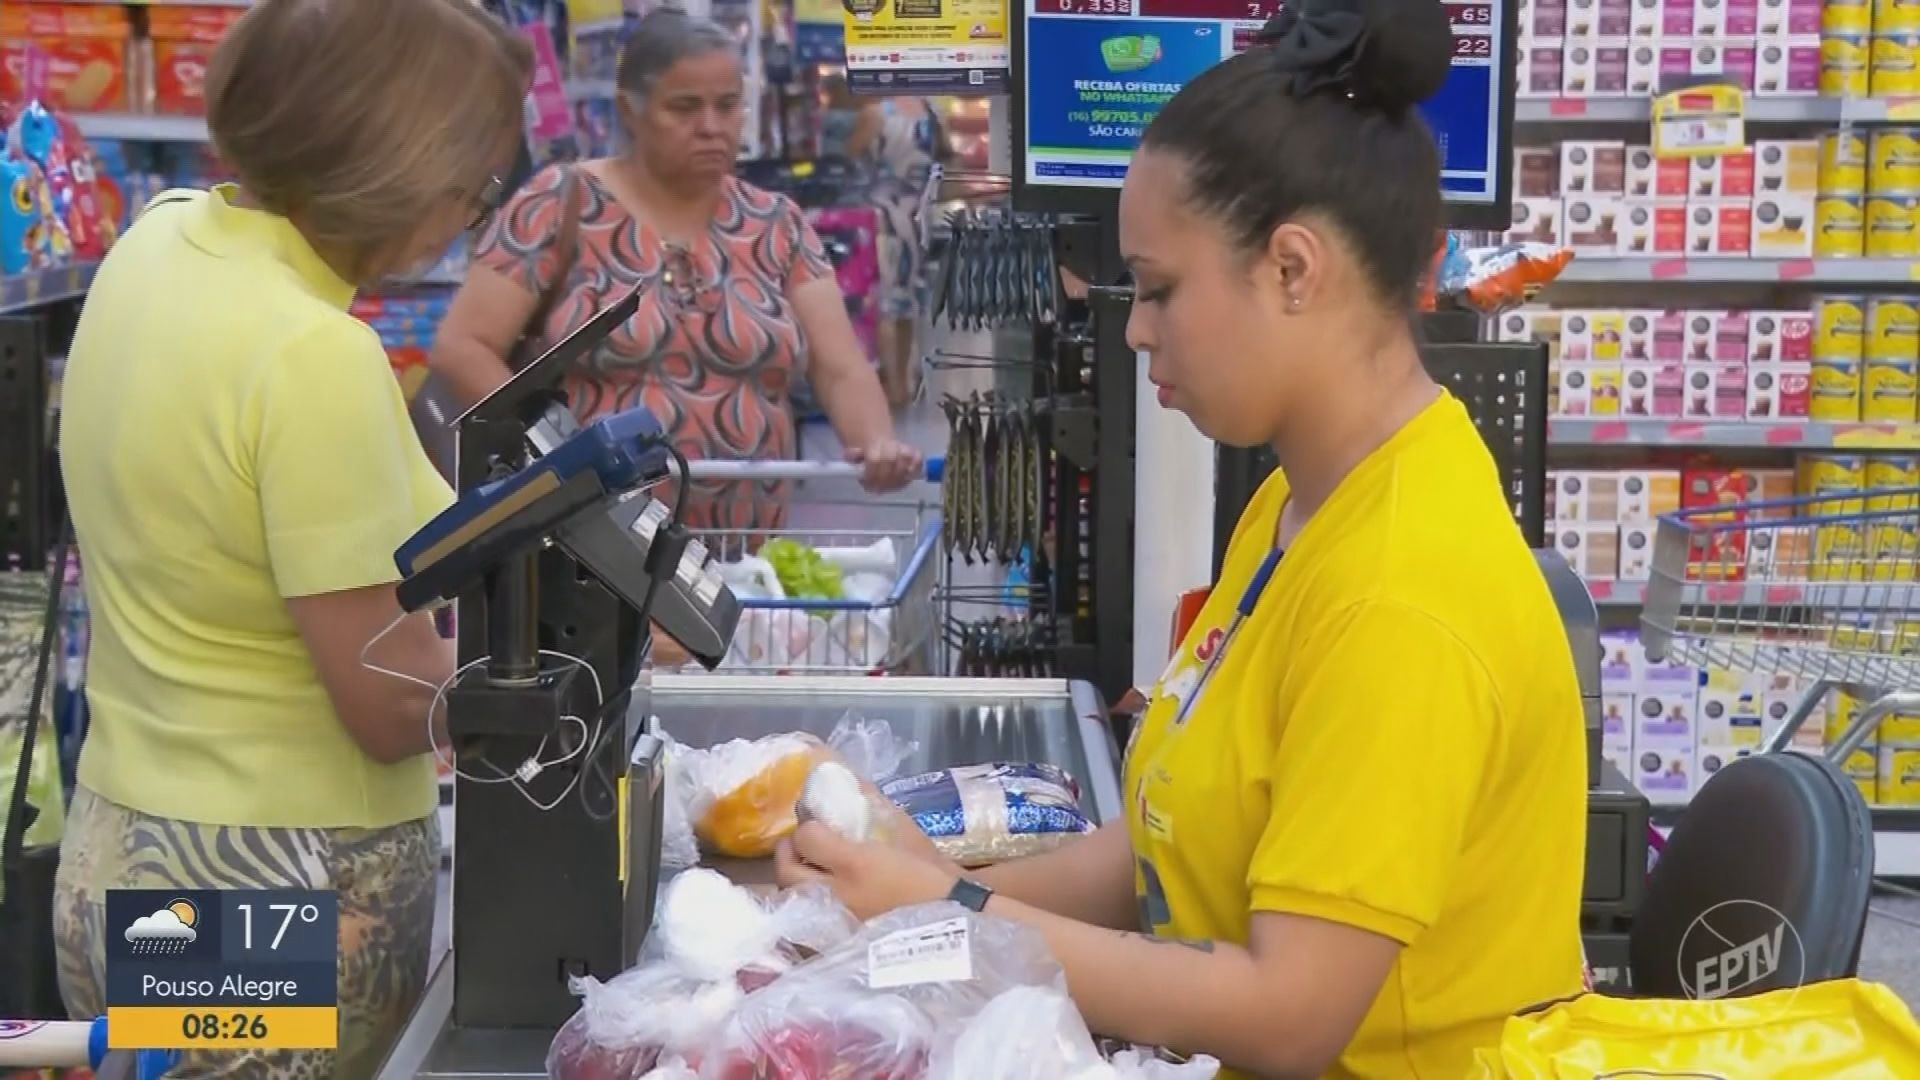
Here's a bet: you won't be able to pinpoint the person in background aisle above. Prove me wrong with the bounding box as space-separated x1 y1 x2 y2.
429 8 921 533
776 0 1590 1076
53 1 529 1074
844 87 946 407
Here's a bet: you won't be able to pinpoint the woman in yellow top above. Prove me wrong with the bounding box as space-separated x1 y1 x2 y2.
51 0 530 1074
777 0 1590 1075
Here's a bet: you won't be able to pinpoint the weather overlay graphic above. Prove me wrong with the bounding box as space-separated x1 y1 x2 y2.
105 889 339 1050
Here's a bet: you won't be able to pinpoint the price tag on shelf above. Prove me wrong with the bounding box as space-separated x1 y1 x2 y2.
1763 423 1809 445
1550 98 1588 116
1888 97 1920 121
1776 258 1816 280
1651 85 1745 159
1652 258 1690 279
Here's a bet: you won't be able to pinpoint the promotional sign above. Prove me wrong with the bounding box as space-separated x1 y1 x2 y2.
845 0 1010 94
105 889 339 1050
1020 0 1509 214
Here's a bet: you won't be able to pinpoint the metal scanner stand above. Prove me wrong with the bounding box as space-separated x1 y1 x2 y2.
380 284 747 1076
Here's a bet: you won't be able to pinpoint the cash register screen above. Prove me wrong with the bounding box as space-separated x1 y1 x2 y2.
1012 0 1516 228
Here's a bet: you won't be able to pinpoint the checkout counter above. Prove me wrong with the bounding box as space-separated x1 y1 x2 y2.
371 285 1651 1075
378 676 1124 1079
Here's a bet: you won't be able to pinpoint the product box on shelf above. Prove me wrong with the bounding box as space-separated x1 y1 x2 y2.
1620 201 1688 253
1520 44 1566 97
1754 140 1820 195
1497 307 1564 357
1686 200 1753 256
1750 309 1815 362
1530 0 1569 37
1755 37 1823 95
1634 745 1697 804
1568 196 1625 253
1517 147 1561 197
1626 42 1691 95
1556 522 1622 577
1810 355 1865 420
1880 746 1920 806
1627 144 1691 199
1751 194 1816 256
1684 361 1750 418
1563 141 1628 194
1682 465 1752 576
0 4 134 114
1568 0 1630 36
1619 521 1656 578
1758 0 1822 36
1509 197 1566 245
1565 39 1632 96
1564 309 1625 362
1864 356 1919 421
1622 308 1662 360
1684 309 1747 362
1747 362 1813 417
1690 150 1756 199
144 6 244 116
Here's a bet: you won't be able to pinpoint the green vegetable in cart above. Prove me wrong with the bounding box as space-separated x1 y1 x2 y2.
760 538 845 601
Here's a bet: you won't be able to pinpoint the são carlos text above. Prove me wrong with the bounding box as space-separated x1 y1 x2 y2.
142 975 303 1003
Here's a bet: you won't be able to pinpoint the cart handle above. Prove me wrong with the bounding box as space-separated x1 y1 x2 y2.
681 456 945 483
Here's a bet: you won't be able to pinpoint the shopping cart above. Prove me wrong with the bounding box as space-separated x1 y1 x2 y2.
1641 484 1920 766
681 458 943 675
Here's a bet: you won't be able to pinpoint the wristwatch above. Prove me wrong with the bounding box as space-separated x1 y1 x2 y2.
947 877 994 913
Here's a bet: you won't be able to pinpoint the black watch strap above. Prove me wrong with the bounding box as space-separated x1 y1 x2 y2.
947 877 994 913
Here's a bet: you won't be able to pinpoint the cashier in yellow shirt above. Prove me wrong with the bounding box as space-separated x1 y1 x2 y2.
776 0 1590 1076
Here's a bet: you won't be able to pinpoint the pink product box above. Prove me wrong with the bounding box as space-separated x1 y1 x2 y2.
1531 0 1569 37
1683 361 1751 419
1629 43 1696 94
1757 0 1821 36
1565 40 1632 96
1754 39 1821 96
1684 309 1750 362
1664 2 1695 34
1569 0 1633 35
1727 0 1760 35
1624 362 1687 416
1522 45 1566 97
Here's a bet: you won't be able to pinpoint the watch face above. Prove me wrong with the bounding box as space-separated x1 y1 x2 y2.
948 878 992 912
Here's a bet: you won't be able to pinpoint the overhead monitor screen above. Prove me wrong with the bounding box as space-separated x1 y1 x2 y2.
1018 0 1511 219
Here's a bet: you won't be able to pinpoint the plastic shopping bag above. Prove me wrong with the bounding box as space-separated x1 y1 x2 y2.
545 870 857 1080
701 901 1066 1079
659 713 916 865
1469 979 1920 1079
930 984 1220 1080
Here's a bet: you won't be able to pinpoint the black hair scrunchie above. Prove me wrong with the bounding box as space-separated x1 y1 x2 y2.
1254 0 1370 101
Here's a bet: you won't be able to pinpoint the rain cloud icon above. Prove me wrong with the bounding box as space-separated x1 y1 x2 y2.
125 902 198 957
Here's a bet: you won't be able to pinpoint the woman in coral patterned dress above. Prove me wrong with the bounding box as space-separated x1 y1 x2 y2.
431 8 917 533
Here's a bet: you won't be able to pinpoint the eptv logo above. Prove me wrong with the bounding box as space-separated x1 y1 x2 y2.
1677 900 1806 1005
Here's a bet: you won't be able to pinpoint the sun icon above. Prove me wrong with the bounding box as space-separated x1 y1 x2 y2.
166 898 199 929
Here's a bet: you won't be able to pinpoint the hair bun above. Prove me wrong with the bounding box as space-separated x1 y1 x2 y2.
1257 0 1452 114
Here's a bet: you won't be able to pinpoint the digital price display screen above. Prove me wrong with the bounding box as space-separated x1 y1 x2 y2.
1016 0 1514 225
105 889 339 1050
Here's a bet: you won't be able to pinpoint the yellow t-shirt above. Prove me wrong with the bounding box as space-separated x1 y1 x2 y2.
59 187 452 829
1123 392 1587 1079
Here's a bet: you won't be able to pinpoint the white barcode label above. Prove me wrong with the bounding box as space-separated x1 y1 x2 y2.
866 916 973 989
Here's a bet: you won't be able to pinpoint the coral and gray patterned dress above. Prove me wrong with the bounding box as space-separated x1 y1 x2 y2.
473 164 836 531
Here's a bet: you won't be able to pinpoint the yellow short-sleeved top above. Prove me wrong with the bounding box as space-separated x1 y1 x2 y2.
59 187 452 830
1123 392 1588 1079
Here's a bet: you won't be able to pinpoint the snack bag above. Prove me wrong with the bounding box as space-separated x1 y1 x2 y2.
663 713 915 863
545 870 857 1080
1436 239 1574 316
881 763 1094 867
702 902 1067 1080
0 154 36 276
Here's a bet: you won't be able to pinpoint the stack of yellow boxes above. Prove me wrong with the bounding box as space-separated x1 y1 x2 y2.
1811 292 1920 421
1831 692 1920 806
1823 0 1920 96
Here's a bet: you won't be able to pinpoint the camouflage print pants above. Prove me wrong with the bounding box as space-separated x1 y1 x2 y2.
52 785 439 1080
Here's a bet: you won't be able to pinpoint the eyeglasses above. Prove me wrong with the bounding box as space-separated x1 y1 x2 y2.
466 174 506 232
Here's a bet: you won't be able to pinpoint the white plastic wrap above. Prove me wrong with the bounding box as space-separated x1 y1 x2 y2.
659 714 915 864
699 902 1065 1080
545 871 857 1080
930 985 1221 1080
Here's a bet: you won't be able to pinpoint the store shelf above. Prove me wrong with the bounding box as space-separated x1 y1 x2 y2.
0 262 97 315
1517 95 1920 126
1585 578 1920 609
70 112 209 142
1558 257 1920 285
1552 418 1920 449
